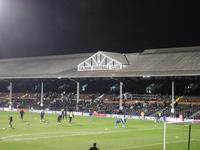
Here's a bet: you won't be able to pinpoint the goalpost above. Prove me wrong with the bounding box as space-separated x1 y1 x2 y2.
163 120 200 150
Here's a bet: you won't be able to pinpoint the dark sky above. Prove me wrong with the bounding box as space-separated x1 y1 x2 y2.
0 0 200 58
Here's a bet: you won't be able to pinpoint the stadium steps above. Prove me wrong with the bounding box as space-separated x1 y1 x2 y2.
149 107 167 116
93 94 104 102
189 110 200 119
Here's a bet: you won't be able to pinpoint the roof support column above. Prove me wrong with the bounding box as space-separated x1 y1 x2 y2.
119 81 123 110
76 81 80 111
68 78 80 111
40 82 44 107
171 81 175 116
8 82 13 110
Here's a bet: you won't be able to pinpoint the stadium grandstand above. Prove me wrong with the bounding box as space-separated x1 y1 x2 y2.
0 46 200 119
1 46 200 150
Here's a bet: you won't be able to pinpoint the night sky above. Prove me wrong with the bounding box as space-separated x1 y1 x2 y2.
0 0 200 58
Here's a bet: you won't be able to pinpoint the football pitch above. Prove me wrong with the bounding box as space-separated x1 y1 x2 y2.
0 111 200 150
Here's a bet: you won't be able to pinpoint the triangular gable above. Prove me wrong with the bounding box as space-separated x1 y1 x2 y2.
77 51 122 71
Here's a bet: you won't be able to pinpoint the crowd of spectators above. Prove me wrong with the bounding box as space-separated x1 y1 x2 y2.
0 92 200 119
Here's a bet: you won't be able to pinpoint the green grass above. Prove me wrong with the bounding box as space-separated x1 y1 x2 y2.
0 111 200 150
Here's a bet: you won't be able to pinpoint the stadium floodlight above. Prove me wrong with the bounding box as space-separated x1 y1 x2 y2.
163 120 200 150
142 75 151 78
40 103 43 107
57 76 62 79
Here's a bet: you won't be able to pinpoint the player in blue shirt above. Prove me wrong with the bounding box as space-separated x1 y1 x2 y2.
121 115 127 128
115 115 121 128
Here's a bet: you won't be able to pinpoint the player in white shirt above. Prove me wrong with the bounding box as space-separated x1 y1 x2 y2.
69 111 74 123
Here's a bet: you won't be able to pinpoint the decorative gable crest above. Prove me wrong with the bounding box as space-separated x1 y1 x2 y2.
77 52 122 71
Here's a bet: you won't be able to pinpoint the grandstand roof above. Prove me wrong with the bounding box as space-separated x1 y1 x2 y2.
0 46 200 79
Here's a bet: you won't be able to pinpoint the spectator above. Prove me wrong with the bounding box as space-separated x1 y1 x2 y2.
89 143 99 150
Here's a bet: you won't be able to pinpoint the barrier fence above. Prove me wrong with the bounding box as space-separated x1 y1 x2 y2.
0 107 199 122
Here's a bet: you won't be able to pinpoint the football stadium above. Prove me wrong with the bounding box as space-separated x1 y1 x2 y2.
0 46 200 150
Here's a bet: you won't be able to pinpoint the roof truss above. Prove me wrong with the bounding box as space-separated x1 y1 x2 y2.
77 52 122 71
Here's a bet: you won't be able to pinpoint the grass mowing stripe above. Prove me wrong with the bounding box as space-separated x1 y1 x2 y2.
0 128 162 142
111 140 191 150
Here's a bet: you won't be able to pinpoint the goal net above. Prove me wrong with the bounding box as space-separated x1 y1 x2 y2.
163 120 200 150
